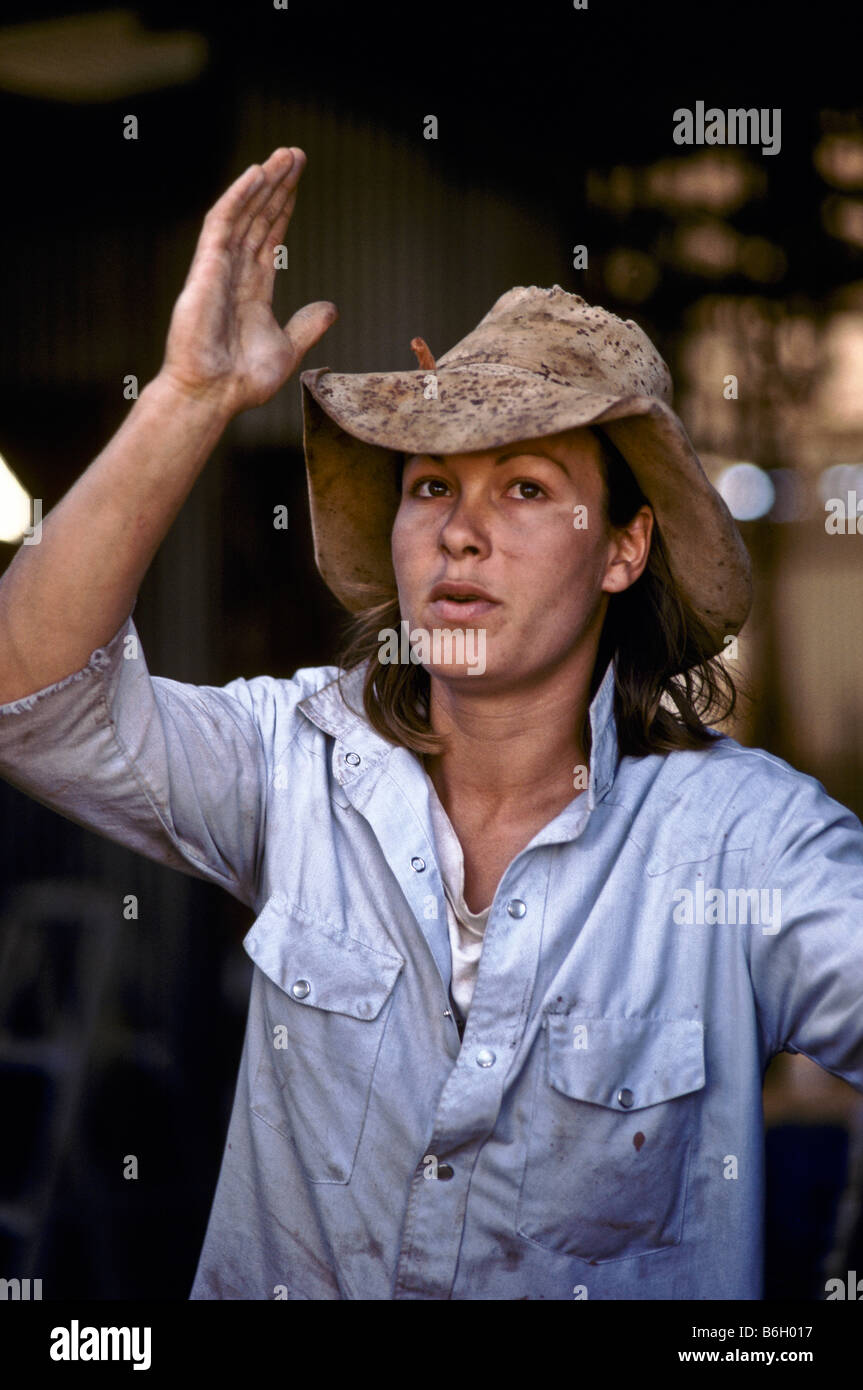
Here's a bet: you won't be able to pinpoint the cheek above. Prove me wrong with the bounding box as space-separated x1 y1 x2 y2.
391 511 426 589
391 507 409 553
514 531 609 627
519 520 606 584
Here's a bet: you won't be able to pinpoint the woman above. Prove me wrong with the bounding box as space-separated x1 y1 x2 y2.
0 147 861 1301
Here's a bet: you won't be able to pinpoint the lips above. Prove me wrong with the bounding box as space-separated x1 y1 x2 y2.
428 579 500 622
429 580 498 604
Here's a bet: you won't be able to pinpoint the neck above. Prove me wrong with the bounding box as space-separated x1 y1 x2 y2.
423 645 603 825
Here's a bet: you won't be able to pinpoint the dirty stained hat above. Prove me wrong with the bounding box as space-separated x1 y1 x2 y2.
300 285 752 657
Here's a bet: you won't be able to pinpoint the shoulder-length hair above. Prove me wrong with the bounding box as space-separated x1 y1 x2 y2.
334 427 740 758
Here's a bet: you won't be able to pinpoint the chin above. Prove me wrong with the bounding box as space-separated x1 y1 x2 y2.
423 658 489 682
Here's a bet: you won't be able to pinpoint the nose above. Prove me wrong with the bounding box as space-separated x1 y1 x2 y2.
437 488 491 559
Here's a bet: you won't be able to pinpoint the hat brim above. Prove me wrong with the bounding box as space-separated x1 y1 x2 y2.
300 363 752 656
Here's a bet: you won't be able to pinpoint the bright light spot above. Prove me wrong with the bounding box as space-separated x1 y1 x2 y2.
817 463 863 506
815 315 863 427
672 220 739 276
0 453 33 543
715 462 775 520
645 152 762 215
814 134 863 191
822 196 863 249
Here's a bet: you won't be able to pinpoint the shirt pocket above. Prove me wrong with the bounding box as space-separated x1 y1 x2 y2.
244 895 404 1183
516 1014 705 1264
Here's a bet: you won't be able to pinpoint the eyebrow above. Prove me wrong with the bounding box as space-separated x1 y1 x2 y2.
405 449 570 476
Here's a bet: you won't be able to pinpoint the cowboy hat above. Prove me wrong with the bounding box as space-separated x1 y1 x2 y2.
299 285 752 657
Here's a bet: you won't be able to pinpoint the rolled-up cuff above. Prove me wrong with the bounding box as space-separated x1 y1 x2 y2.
0 613 135 717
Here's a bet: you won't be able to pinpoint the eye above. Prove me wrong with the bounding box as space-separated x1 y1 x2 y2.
410 477 451 497
506 479 547 500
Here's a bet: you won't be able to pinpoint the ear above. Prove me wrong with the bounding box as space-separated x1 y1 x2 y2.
601 505 654 595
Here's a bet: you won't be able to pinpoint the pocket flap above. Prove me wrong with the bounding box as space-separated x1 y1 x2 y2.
243 895 404 1020
546 1015 705 1110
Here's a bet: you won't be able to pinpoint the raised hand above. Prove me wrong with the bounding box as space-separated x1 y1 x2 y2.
159 147 337 416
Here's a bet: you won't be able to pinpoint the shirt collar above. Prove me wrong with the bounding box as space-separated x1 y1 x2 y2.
586 657 618 807
297 655 620 806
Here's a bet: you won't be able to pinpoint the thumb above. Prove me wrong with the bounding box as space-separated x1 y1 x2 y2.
283 300 339 362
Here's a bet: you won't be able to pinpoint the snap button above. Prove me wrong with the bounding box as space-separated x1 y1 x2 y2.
476 1048 496 1068
291 979 311 1000
617 1088 634 1108
344 752 361 766
506 899 526 918
436 1163 455 1180
411 856 426 872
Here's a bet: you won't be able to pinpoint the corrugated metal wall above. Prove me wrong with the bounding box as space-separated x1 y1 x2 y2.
1 84 565 456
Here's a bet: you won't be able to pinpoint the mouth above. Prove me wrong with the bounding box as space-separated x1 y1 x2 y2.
428 581 500 622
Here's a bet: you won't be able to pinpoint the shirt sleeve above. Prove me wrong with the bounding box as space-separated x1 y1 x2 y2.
0 613 271 909
747 768 863 1092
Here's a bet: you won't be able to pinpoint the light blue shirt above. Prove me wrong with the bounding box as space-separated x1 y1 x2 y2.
1 613 862 1300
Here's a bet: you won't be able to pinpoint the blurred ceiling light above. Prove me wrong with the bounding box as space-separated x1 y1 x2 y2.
665 223 785 282
645 152 760 215
0 9 208 103
601 248 660 302
822 195 863 248
588 153 763 218
669 220 739 276
715 462 775 520
816 463 863 505
815 313 863 427
814 134 863 190
0 454 33 544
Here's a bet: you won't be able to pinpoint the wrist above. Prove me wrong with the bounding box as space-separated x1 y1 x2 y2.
145 370 238 428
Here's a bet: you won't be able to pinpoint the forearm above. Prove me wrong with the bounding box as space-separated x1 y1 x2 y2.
0 372 233 702
0 143 333 705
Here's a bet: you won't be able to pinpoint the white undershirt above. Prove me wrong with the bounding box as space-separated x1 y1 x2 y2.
425 775 493 1021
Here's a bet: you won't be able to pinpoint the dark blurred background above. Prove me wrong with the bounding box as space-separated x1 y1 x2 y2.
0 0 862 1300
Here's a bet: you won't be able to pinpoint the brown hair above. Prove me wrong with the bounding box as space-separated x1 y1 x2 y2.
334 428 739 758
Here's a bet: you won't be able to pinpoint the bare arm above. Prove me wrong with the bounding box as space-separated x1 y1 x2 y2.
0 146 337 703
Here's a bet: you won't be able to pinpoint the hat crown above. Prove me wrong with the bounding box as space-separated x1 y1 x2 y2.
436 285 673 404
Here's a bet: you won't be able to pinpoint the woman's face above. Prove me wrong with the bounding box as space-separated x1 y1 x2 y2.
391 426 651 690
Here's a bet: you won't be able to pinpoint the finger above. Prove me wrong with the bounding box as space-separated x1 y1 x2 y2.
282 301 339 363
242 150 306 260
230 148 300 253
196 162 269 258
249 152 309 282
233 154 306 300
255 176 303 270
233 148 301 238
179 162 271 294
